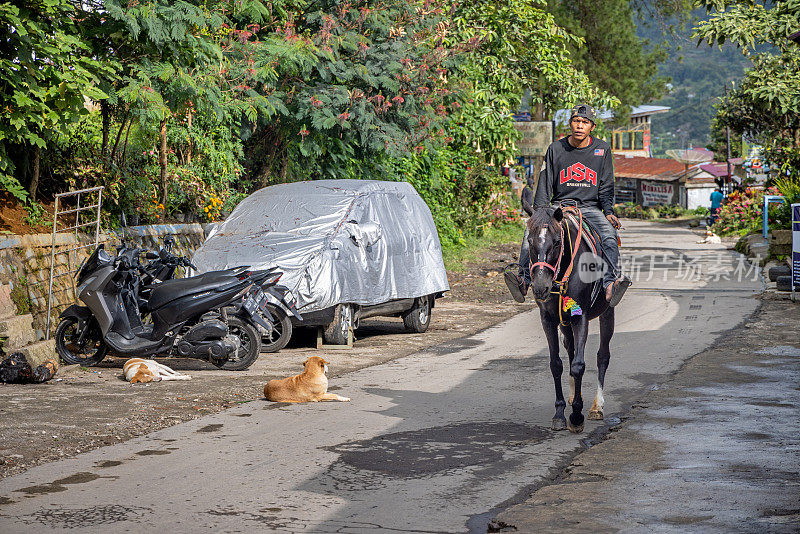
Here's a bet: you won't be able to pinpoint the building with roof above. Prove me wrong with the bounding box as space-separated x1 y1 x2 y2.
600 105 671 157
613 154 686 206
612 153 739 209
554 104 671 157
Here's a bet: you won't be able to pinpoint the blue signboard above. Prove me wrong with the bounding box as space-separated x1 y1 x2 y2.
793 204 800 291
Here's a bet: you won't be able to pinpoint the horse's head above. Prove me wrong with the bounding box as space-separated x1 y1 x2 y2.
527 207 564 303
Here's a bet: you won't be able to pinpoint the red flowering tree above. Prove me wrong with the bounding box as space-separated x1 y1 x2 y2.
227 0 467 184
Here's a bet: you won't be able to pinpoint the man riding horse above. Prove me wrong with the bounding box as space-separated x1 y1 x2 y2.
505 103 631 306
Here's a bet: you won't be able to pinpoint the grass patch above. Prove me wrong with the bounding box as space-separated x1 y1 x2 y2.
442 222 524 272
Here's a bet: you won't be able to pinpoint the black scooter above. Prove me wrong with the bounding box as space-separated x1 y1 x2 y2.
55 244 274 370
143 235 302 353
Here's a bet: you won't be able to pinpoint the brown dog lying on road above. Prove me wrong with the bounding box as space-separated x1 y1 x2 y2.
264 356 350 403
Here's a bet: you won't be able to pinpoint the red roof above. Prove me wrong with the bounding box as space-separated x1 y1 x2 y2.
699 162 731 178
613 155 686 182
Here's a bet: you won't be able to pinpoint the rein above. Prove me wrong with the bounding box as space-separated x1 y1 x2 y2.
529 206 584 326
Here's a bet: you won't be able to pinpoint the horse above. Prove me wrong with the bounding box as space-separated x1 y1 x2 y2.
528 205 614 433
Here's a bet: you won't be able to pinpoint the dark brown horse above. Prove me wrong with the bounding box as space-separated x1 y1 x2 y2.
528 206 614 433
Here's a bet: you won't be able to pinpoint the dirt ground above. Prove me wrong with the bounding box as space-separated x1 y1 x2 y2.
0 240 535 479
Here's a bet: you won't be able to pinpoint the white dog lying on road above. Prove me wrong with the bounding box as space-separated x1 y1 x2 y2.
123 358 192 383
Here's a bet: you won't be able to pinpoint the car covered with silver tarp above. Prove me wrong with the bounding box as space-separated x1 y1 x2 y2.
192 180 450 345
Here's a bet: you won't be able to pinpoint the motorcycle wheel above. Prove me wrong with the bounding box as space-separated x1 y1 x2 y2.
261 306 292 353
55 317 109 366
214 316 261 371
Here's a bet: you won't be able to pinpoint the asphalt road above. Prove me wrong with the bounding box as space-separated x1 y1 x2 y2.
0 221 764 533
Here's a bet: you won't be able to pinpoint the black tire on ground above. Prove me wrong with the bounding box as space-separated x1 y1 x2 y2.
769 265 791 282
261 306 292 353
54 317 108 366
214 316 261 371
776 275 795 292
323 303 353 345
403 295 432 333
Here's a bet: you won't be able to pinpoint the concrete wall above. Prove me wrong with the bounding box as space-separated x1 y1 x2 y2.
0 224 206 339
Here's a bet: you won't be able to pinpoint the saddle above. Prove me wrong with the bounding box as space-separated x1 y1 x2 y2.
564 211 602 258
562 211 606 308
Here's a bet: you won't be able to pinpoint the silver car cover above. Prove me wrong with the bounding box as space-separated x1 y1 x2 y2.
191 180 450 313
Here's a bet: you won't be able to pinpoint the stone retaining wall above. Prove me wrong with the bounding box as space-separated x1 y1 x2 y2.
0 224 206 338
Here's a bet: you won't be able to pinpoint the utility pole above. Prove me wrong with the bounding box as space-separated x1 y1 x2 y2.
724 84 733 194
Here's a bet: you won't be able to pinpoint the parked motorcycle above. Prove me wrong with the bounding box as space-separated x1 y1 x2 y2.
141 235 302 352
55 244 275 370
254 275 302 353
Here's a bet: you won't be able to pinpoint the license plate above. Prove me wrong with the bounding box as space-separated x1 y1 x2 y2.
243 288 268 315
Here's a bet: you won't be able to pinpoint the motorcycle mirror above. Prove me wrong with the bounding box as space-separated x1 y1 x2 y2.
164 235 175 252
119 212 129 248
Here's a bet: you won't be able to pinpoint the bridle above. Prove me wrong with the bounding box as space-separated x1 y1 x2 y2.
530 224 565 277
529 206 584 325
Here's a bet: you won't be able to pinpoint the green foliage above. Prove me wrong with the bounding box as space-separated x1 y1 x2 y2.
0 0 647 250
9 275 31 315
711 185 780 236
694 1 800 172
614 202 703 220
548 0 670 118
387 145 508 248
770 177 800 230
634 7 751 155
706 114 742 159
615 202 656 219
241 0 459 184
0 0 111 197
442 220 524 272
24 201 50 228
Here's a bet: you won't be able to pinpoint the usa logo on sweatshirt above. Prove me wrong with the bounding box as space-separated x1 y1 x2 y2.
560 162 597 186
594 148 604 156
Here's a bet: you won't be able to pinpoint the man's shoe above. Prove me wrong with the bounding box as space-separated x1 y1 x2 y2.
605 275 631 307
504 267 527 303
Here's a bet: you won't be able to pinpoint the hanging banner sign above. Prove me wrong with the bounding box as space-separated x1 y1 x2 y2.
792 203 800 292
641 182 673 206
513 120 555 157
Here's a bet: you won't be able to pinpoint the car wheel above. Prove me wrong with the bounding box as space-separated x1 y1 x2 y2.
403 295 432 333
323 303 353 345
261 305 293 353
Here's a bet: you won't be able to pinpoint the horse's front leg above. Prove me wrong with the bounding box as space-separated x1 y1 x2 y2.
540 309 567 431
568 315 589 433
589 307 615 420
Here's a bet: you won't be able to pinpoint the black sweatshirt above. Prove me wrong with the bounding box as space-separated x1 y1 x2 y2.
533 136 615 215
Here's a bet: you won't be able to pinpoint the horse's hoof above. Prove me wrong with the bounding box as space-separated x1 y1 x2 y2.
552 418 567 431
588 410 603 420
567 420 584 434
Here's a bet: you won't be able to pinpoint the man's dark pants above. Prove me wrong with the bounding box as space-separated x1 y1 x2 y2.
517 206 620 289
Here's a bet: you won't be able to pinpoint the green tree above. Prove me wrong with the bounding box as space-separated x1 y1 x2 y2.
547 0 669 121
706 115 742 159
0 0 109 201
234 0 459 184
449 0 618 182
695 0 800 176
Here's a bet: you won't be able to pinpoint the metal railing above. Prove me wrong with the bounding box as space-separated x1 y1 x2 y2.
45 186 104 338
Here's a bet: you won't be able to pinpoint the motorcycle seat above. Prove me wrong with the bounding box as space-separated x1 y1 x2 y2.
148 268 248 311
